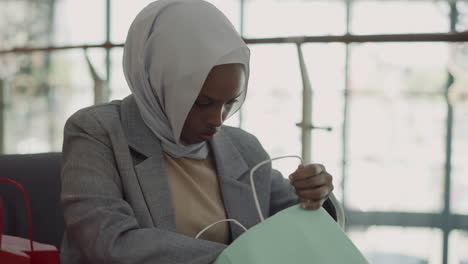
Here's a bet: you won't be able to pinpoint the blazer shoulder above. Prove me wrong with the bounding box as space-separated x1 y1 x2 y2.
64 100 123 144
221 125 258 144
65 100 122 128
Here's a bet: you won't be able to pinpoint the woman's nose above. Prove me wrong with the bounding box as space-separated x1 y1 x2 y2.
207 105 224 127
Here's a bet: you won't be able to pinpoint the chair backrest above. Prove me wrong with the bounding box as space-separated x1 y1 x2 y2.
0 152 64 249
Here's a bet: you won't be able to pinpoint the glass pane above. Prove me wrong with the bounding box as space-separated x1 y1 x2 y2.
452 129 468 214
458 1 468 32
54 0 106 45
244 0 346 38
111 0 153 43
2 49 98 154
302 43 346 199
449 230 468 264
110 48 130 101
242 44 302 176
347 96 446 212
205 0 241 32
351 43 448 94
449 43 468 215
111 0 240 43
348 226 442 264
0 0 55 49
351 0 449 34
347 43 448 213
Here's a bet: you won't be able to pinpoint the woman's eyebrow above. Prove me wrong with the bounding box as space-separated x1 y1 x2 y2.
197 95 215 101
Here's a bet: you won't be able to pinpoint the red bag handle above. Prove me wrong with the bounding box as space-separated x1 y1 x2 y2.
0 198 3 246
0 178 34 251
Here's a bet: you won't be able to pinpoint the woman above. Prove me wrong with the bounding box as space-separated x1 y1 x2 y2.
60 0 339 263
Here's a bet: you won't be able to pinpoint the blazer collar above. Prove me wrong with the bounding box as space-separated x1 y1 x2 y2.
210 131 249 180
210 131 258 239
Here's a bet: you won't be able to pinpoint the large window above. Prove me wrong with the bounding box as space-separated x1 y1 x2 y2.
1 1 467 263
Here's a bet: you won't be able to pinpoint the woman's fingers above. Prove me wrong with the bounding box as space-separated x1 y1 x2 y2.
289 164 325 182
300 199 323 210
291 171 333 190
288 163 334 210
295 184 333 201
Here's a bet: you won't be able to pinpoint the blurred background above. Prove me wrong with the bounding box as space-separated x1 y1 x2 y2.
0 0 467 263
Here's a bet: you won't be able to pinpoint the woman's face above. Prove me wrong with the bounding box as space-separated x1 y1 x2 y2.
180 63 246 144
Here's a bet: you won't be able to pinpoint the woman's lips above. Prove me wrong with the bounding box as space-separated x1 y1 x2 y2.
199 132 215 141
199 135 213 141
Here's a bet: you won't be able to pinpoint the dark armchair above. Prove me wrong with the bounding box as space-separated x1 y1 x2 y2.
0 152 64 249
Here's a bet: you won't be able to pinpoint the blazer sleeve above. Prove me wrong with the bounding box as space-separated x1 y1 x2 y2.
61 109 226 264
268 168 299 216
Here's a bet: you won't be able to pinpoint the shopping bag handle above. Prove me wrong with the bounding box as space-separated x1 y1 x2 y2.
249 155 303 222
196 155 303 239
0 198 2 246
0 178 34 251
195 219 247 239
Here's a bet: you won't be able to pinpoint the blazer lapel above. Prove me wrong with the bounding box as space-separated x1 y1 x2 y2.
120 95 176 232
210 131 264 240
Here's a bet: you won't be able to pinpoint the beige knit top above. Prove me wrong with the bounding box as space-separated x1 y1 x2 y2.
163 152 230 244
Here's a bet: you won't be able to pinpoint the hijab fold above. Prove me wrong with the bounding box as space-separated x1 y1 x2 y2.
123 0 250 159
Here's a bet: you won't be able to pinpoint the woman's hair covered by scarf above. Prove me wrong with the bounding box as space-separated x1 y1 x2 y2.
123 0 250 159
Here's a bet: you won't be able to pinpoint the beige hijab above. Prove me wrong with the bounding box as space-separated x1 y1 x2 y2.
123 0 250 159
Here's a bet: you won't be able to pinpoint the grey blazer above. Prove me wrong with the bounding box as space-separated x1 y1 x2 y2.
60 95 337 264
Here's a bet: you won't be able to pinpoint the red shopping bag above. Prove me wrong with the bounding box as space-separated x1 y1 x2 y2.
0 178 59 264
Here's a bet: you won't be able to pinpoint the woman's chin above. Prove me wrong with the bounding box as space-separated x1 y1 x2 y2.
181 137 204 145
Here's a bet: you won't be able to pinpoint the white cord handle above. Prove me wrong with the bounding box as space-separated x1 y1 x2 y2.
196 155 303 239
195 219 248 239
249 155 303 222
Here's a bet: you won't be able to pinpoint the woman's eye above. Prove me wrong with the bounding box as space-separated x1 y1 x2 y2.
195 101 212 107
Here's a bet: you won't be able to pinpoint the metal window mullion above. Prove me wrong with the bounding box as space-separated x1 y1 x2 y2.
104 0 111 103
47 0 57 150
442 3 458 264
342 0 353 217
2 32 468 55
297 44 312 164
347 211 443 229
240 0 245 38
346 210 468 231
442 76 454 264
239 0 245 128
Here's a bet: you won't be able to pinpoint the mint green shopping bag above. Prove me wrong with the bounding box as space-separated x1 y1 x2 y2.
205 155 369 264
213 205 368 264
